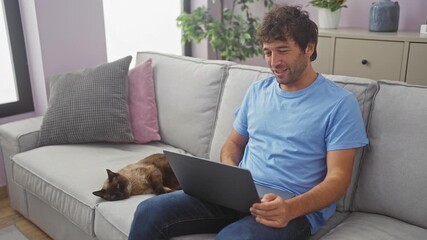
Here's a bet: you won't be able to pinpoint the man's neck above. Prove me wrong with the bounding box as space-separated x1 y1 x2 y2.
279 69 318 92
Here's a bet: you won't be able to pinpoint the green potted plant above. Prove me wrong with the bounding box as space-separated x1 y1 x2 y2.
309 0 347 29
309 0 347 12
177 0 273 61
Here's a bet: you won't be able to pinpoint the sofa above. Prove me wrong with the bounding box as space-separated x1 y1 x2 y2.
1 51 426 240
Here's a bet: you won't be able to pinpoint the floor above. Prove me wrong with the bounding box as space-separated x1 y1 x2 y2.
0 196 51 240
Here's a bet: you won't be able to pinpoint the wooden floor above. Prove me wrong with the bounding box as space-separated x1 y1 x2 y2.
0 197 52 240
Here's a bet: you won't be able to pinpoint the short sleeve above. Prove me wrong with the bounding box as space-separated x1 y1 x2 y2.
326 94 369 151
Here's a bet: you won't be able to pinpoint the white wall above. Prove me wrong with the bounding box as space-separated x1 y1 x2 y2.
103 0 182 66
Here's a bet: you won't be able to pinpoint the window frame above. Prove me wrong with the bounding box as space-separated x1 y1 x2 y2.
0 0 34 118
182 0 191 56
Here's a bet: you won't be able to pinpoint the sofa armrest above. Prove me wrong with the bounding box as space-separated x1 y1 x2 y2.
0 116 42 215
0 116 43 156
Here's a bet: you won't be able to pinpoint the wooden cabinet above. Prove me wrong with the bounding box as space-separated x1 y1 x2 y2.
313 29 427 85
313 36 332 74
406 43 427 85
334 39 404 81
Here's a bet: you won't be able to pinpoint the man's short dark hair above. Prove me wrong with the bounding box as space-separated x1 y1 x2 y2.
256 5 318 61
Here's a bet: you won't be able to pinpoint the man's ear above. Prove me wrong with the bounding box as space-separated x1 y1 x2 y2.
305 42 315 56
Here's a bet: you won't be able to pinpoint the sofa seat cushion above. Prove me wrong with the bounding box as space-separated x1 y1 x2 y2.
320 212 427 240
95 193 218 240
309 212 348 240
95 194 152 240
95 201 347 240
11 142 184 237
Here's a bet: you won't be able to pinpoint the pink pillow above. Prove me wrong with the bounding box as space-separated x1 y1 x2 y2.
128 59 161 143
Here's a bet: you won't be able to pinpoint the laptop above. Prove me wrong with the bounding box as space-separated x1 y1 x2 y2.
163 150 295 213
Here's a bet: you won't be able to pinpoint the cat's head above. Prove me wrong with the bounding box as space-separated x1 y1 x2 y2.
92 169 130 201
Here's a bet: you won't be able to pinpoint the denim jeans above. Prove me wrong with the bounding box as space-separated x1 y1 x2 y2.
128 190 311 240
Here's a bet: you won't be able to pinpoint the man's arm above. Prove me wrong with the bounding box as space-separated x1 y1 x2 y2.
250 148 357 228
220 129 248 166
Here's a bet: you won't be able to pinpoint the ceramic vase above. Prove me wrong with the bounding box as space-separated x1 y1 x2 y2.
369 0 400 32
317 8 341 29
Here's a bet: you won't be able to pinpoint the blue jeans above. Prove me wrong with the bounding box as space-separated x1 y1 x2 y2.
128 191 311 240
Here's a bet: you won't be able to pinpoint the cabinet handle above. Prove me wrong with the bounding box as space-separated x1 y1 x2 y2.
361 59 368 65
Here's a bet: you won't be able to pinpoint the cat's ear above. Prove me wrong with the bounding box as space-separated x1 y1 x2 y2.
93 189 105 197
106 169 117 180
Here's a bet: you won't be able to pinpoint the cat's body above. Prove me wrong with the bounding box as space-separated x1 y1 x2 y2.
93 153 180 201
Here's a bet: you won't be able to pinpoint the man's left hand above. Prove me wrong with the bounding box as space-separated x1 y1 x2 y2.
250 193 292 228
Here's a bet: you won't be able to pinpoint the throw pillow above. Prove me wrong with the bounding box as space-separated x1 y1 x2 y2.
128 58 161 143
38 56 134 146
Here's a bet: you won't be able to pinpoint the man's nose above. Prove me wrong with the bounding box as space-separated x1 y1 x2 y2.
270 53 281 67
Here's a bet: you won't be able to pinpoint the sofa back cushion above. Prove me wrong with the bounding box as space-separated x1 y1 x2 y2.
325 75 378 212
209 64 273 162
136 52 232 158
212 71 378 214
353 80 427 228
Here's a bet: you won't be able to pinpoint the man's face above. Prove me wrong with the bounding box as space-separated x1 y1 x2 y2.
263 39 313 91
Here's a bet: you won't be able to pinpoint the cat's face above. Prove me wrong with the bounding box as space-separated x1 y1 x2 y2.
92 169 130 201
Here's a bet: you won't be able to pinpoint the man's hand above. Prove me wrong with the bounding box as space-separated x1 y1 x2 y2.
249 193 293 228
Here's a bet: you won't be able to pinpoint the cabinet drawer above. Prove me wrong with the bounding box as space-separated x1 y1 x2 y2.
406 43 427 86
334 38 404 81
312 36 332 74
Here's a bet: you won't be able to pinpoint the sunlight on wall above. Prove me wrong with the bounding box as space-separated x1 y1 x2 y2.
103 1 182 66
0 2 18 104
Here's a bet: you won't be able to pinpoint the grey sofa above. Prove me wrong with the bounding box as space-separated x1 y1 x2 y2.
1 52 426 240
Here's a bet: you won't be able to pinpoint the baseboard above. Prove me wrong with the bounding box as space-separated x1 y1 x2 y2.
0 185 8 199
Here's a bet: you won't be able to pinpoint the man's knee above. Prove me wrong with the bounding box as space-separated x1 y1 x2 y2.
133 195 167 224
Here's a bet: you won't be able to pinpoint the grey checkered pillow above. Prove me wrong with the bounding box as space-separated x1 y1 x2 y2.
38 56 134 146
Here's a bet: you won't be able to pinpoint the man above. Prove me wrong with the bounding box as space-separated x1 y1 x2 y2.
128 5 368 240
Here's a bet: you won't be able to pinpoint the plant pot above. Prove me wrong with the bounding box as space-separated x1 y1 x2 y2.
317 8 341 29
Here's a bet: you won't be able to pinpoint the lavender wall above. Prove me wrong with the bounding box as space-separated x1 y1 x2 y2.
253 0 427 31
0 0 107 187
304 0 427 31
241 0 427 66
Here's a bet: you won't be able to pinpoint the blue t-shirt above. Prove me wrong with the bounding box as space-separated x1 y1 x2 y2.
233 74 368 234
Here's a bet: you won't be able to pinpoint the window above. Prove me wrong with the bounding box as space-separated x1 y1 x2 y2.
0 3 16 104
0 0 33 117
103 1 184 65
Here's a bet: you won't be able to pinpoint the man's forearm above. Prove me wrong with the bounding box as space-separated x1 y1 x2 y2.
220 130 248 166
286 175 350 221
220 141 243 166
286 149 356 221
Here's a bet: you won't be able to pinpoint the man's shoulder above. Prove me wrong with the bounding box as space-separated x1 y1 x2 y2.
319 74 354 98
252 75 276 88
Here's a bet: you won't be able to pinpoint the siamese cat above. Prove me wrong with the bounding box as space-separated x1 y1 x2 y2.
93 153 180 201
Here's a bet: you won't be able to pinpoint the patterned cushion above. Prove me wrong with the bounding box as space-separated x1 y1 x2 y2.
38 56 134 146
